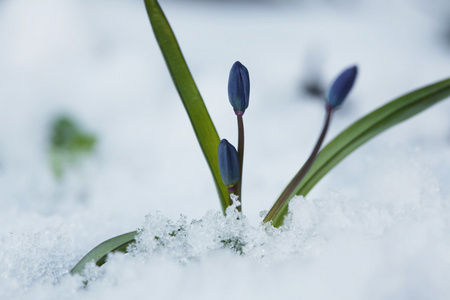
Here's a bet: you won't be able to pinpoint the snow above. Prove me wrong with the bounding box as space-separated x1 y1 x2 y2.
1 0 450 299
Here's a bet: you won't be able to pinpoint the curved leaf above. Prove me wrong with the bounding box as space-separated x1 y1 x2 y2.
144 0 230 211
70 231 138 276
270 77 450 227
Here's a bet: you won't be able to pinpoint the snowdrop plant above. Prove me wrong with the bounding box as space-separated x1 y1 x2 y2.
226 61 249 205
70 0 450 278
263 65 357 223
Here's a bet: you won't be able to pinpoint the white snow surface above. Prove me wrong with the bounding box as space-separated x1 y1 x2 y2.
1 0 450 299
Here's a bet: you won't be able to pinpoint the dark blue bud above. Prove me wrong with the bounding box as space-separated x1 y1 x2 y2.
327 65 358 110
218 139 240 187
228 61 250 114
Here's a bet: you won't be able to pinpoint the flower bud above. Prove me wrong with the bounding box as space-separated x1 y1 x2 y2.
218 139 240 187
228 61 250 114
327 65 358 110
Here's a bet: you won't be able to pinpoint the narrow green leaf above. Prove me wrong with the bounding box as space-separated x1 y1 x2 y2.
144 0 229 211
70 231 137 276
270 77 450 227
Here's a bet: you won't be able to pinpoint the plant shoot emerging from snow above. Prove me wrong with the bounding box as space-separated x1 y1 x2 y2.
70 0 450 281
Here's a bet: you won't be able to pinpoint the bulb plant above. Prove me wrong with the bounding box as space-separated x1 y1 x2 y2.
263 65 357 223
219 61 250 210
70 0 450 279
229 61 249 205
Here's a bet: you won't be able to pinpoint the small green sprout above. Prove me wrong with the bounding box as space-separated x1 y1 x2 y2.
49 116 96 178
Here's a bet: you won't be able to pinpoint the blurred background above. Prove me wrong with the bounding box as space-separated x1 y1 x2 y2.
1 0 450 227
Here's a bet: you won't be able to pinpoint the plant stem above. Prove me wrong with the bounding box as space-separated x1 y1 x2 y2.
234 113 244 211
263 109 332 223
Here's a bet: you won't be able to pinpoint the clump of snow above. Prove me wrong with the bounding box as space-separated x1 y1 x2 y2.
70 183 450 300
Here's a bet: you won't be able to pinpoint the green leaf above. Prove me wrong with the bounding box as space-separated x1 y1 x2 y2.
70 231 137 276
143 0 229 212
269 77 450 227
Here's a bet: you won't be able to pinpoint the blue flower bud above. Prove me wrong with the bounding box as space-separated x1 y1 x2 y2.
327 65 358 110
228 61 250 114
218 139 240 187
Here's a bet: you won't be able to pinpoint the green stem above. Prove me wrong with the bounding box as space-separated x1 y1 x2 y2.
233 113 244 211
263 109 332 223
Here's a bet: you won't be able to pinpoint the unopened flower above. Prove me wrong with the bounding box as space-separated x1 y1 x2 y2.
218 139 240 187
327 65 358 110
228 61 250 114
